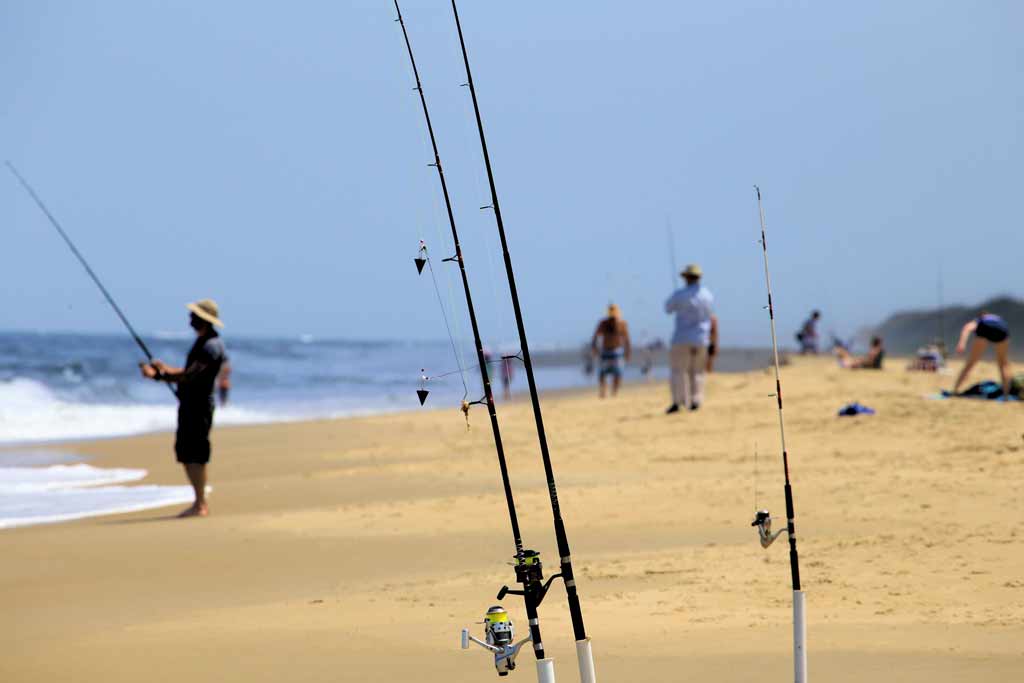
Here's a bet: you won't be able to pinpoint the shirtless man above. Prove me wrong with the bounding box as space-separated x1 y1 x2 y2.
591 304 632 397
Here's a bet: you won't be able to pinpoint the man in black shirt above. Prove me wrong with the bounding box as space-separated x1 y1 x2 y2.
141 299 227 518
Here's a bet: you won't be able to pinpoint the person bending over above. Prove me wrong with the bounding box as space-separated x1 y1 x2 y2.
140 299 227 518
952 312 1012 397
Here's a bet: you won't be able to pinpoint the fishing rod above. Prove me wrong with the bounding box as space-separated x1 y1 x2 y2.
667 217 678 290
450 4 596 682
6 161 177 398
393 5 556 682
750 185 807 683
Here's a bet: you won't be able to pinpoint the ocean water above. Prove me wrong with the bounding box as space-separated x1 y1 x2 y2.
0 454 196 529
1 331 769 528
0 331 609 528
0 331 608 445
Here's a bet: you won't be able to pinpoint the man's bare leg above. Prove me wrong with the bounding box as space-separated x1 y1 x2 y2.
995 340 1012 397
179 463 208 517
953 339 986 394
598 374 607 398
611 374 622 396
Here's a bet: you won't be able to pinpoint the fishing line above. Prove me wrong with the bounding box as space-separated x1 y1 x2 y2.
6 161 177 399
394 6 557 680
666 216 678 290
450 6 595 682
425 355 520 382
753 442 759 512
449 52 513 353
750 184 808 683
394 35 472 393
422 243 469 398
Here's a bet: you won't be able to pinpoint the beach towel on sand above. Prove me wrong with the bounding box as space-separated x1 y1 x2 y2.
838 402 875 416
939 378 1023 401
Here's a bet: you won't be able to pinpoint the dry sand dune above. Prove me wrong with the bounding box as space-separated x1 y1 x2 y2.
2 356 1022 682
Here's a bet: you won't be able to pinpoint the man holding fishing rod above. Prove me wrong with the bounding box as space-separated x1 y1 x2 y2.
665 264 718 413
140 299 227 518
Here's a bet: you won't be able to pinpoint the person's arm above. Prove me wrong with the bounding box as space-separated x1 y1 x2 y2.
664 292 678 314
218 361 232 388
140 360 185 381
590 324 601 356
149 359 207 384
622 322 632 361
706 315 719 372
956 320 977 354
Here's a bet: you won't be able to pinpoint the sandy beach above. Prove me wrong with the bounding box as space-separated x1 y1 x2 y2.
2 356 1022 682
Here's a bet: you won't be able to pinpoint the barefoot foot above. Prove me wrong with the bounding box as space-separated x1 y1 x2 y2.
177 502 209 518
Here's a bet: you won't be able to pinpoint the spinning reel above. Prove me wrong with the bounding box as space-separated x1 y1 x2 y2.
462 550 564 677
462 606 532 676
751 509 787 548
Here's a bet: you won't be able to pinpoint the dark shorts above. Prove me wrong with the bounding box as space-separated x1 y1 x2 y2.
977 320 1009 344
175 404 214 465
599 351 624 379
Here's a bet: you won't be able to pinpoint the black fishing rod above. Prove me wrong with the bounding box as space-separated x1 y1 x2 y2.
450 4 596 681
751 185 807 683
6 161 177 398
393 5 556 680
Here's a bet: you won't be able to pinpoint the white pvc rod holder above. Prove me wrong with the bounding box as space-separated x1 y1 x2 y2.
576 638 596 683
793 590 807 683
536 658 556 683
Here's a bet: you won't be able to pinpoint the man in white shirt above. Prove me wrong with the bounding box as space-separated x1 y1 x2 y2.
664 264 718 413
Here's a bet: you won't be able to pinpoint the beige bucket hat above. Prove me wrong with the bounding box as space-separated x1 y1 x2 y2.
681 263 703 278
186 299 224 328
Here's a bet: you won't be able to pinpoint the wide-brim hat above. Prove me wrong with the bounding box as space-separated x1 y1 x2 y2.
186 299 224 328
681 263 703 278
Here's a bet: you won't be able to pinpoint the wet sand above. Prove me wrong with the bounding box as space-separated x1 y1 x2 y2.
1 356 1021 682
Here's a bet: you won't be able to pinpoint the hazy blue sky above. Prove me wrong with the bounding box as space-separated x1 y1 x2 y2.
2 1 1020 347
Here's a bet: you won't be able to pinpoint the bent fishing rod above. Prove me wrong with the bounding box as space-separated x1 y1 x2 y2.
450 4 596 681
750 185 807 683
394 5 557 681
6 161 177 398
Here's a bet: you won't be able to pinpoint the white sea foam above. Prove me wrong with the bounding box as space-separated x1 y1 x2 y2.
0 378 282 444
0 463 196 529
0 463 146 492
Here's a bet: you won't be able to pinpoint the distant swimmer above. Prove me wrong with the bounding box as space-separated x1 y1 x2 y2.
835 336 885 369
796 310 821 355
590 304 631 398
140 299 227 518
952 312 1012 397
665 264 717 413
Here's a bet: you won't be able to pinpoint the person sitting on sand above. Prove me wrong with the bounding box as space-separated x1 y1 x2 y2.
836 336 885 369
952 312 1012 398
140 299 227 518
591 303 631 397
907 342 944 372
